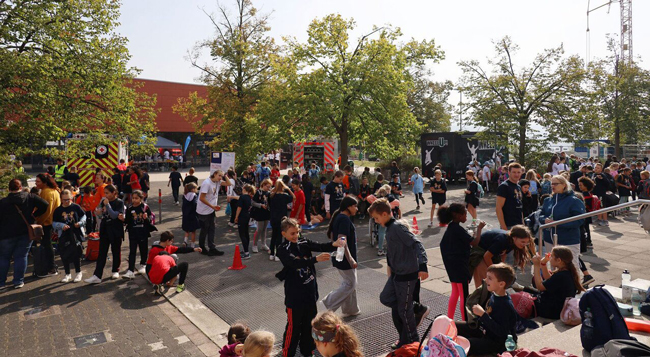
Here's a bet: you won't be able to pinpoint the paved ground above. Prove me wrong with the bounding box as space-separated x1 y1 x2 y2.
4 167 650 356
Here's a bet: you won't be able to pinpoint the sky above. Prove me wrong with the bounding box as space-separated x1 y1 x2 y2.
117 0 650 130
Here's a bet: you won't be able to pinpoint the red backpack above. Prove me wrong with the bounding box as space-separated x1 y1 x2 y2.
511 292 537 319
583 192 602 213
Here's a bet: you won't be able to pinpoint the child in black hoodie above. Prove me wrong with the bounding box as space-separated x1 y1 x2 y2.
276 217 345 357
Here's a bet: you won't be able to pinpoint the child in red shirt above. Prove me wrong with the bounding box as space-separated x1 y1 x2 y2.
290 179 307 225
270 164 280 186
146 231 201 294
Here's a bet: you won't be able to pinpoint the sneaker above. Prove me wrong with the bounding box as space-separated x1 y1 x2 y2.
111 272 120 279
390 341 400 350
377 250 385 256
416 205 420 210
0 285 8 290
175 201 180 206
586 242 594 249
200 247 209 255
252 246 259 253
14 282 24 289
269 255 275 261
73 272 83 283
208 249 224 256
262 245 270 252
582 275 595 289
427 222 433 228
232 224 238 229
84 275 102 284
61 274 72 283
176 284 186 293
153 284 163 296
604 221 609 226
123 270 135 280
414 304 430 328
138 266 147 275
274 256 280 262
190 242 196 248
242 252 251 260
37 269 59 278
342 310 361 318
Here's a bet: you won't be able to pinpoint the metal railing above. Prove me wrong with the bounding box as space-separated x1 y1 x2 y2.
536 199 650 253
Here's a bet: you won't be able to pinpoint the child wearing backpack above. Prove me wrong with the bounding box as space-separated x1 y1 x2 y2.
123 190 155 279
636 170 650 199
456 263 518 355
464 170 480 225
532 246 584 319
234 184 255 259
438 203 485 320
540 173 552 198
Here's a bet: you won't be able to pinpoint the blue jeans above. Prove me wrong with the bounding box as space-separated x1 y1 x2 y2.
0 235 33 286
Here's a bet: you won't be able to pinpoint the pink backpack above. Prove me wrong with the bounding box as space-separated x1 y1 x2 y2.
511 292 537 319
427 333 466 357
560 297 581 326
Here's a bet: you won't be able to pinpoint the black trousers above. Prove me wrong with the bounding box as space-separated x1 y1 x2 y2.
230 198 239 224
161 262 188 285
62 256 81 274
456 321 504 355
415 193 425 206
128 237 148 272
84 211 95 234
93 233 122 279
41 225 56 272
282 303 317 357
305 198 312 222
171 186 180 203
270 220 282 256
238 215 250 253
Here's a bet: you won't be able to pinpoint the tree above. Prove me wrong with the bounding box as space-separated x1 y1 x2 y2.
174 0 281 169
273 14 444 161
0 0 158 158
407 77 453 133
458 37 584 166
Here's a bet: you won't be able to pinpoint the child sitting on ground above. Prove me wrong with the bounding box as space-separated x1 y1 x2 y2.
456 263 518 356
146 231 201 294
311 311 363 357
532 246 584 319
243 331 275 357
219 322 251 357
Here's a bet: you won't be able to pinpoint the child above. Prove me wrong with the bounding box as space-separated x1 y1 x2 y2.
243 331 275 357
290 179 307 225
276 217 344 357
369 198 429 349
616 167 632 215
540 173 552 197
410 167 425 210
325 171 345 219
464 170 480 224
302 174 315 223
182 183 200 248
167 165 183 205
235 184 255 259
578 176 598 247
525 169 540 205
373 174 384 193
76 186 96 235
123 190 155 279
389 174 402 197
481 162 491 193
251 179 272 253
428 169 447 228
636 170 650 199
52 190 86 283
270 163 280 185
456 263 518 355
357 177 372 220
438 203 485 320
311 311 363 357
146 231 202 294
269 181 295 261
532 246 584 319
519 179 538 218
219 322 251 357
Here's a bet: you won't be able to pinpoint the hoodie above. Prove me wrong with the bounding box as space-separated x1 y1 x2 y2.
0 192 49 239
36 187 61 226
538 191 585 246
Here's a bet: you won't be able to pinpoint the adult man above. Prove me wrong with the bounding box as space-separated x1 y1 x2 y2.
604 154 613 168
54 158 68 188
569 164 589 189
496 162 524 230
196 170 230 256
324 170 345 219
163 149 170 161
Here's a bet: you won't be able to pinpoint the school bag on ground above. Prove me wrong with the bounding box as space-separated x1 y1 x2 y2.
579 285 635 352
560 297 581 326
385 317 433 357
511 292 537 319
499 348 577 357
427 333 465 357
31 244 50 277
85 232 100 261
465 279 490 328
590 339 650 357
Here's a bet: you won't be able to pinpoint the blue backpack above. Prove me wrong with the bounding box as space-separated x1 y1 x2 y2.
579 285 635 352
259 167 270 180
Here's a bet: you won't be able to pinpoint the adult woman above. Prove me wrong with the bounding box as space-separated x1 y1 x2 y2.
538 175 585 272
469 225 532 288
0 179 48 288
35 173 61 277
547 155 559 174
322 196 360 317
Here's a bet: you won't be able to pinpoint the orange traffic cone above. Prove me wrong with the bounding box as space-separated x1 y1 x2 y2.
412 216 420 234
228 245 247 270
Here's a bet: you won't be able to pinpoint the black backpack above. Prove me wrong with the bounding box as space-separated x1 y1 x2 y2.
579 285 635 352
233 178 244 196
590 339 650 357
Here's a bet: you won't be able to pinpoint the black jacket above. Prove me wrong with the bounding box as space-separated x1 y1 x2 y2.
0 192 49 239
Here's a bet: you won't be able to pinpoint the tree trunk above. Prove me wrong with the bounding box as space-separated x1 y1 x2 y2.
614 123 621 158
339 119 349 168
518 118 527 167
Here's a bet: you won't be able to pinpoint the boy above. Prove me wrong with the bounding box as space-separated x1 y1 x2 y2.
456 263 518 355
357 177 372 219
168 165 183 205
342 165 360 196
276 218 344 357
389 174 402 197
616 167 633 215
636 170 650 199
519 179 538 218
146 231 201 293
324 171 345 219
369 198 429 349
256 161 271 183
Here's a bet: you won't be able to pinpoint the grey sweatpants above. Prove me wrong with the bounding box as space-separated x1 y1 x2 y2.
254 220 269 248
380 274 419 347
322 268 359 315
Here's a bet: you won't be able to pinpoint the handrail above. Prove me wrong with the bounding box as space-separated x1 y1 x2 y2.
536 199 650 253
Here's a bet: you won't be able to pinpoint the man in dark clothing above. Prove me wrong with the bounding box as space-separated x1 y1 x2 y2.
0 179 49 288
496 163 524 230
324 170 345 219
569 165 588 189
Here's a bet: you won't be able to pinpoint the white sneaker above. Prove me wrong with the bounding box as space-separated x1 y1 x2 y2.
138 266 147 275
73 272 83 283
269 255 275 261
252 246 259 253
61 274 72 283
262 245 270 252
123 270 135 279
427 222 433 228
274 256 280 262
111 272 120 279
84 275 102 284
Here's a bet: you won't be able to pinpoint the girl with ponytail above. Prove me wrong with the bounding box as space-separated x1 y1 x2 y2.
311 311 363 357
532 246 584 319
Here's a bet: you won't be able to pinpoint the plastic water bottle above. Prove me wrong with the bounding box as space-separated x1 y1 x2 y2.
583 308 593 328
622 270 632 302
505 335 517 352
420 346 430 357
335 237 346 262
622 270 631 284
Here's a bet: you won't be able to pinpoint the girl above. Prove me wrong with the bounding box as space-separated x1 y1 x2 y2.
226 170 239 228
428 169 447 228
357 176 372 220
219 322 251 357
234 184 255 259
124 190 154 278
290 179 307 225
464 170 480 224
251 179 272 253
311 311 363 357
270 164 280 185
410 167 425 210
302 174 315 224
76 185 96 234
242 331 275 357
182 182 200 248
438 203 485 320
322 196 360 317
268 181 295 261
532 246 584 319
469 225 532 288
52 190 86 283
525 169 540 204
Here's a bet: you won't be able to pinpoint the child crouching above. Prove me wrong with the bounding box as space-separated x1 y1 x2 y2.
146 231 201 294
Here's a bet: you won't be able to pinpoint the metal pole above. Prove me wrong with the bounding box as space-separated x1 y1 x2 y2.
158 188 162 223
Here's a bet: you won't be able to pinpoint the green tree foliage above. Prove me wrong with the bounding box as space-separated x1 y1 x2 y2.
173 0 281 170
458 37 584 166
0 0 158 159
407 76 453 133
272 14 444 160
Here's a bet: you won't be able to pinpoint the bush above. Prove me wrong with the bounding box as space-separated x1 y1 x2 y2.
377 156 421 181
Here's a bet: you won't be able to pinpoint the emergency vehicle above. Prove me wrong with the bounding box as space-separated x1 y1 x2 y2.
65 134 128 187
293 141 337 171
